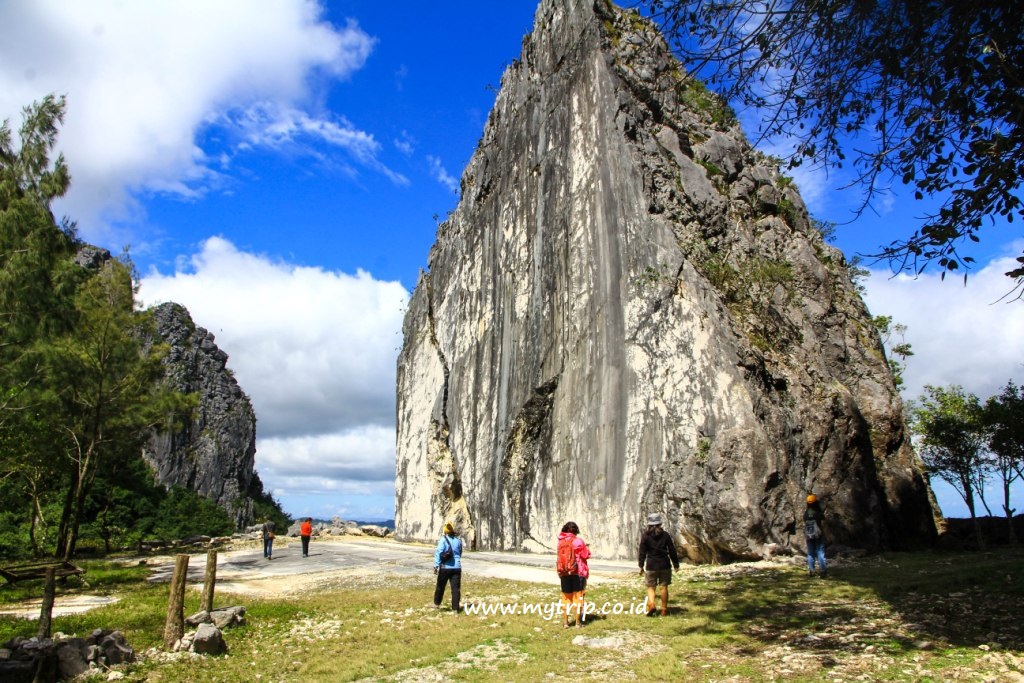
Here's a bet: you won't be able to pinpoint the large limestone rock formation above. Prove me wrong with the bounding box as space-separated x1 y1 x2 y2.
395 0 937 560
143 302 257 528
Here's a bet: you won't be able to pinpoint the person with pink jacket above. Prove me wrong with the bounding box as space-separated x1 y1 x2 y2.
556 521 591 628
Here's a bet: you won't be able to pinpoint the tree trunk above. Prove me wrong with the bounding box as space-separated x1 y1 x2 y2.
63 463 95 561
964 485 986 550
1003 480 1017 546
163 554 189 650
28 493 39 555
55 470 78 559
37 566 56 640
200 550 217 613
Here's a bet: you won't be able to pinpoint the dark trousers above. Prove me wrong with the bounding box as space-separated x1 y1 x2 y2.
301 535 310 556
434 567 462 610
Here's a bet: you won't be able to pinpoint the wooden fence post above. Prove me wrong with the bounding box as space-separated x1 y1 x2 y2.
163 554 189 650
36 566 56 640
200 549 217 613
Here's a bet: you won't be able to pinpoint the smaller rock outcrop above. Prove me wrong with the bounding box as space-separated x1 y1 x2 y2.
143 303 258 528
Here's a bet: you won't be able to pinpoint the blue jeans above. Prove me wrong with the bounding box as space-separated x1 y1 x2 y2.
806 537 826 573
263 536 274 558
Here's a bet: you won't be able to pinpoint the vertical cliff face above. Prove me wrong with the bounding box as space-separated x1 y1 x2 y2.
144 302 257 528
396 0 937 560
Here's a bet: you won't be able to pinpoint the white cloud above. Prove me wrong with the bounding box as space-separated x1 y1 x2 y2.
394 130 416 156
219 102 409 185
863 249 1024 403
427 155 459 194
0 0 386 240
138 237 408 515
258 427 396 491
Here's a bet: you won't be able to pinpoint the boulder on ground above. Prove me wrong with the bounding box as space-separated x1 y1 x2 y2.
190 624 227 655
210 606 246 629
185 610 210 626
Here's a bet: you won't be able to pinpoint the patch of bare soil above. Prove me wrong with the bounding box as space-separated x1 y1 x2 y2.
351 638 529 682
0 594 121 620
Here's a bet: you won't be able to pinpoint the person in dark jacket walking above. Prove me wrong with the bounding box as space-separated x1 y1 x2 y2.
638 512 680 616
433 522 463 612
261 518 275 560
804 494 827 578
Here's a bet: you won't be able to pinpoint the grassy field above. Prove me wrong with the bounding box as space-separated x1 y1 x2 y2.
1 548 1022 681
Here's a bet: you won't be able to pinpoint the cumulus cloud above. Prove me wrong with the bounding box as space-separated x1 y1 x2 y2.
258 427 396 494
138 237 407 516
140 237 407 437
0 0 391 239
862 249 1024 403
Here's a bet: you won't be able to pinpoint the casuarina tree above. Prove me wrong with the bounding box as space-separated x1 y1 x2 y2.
1 96 192 559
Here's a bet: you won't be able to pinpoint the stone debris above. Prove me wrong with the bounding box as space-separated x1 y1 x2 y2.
185 605 246 629
349 639 528 682
572 634 625 649
0 629 134 683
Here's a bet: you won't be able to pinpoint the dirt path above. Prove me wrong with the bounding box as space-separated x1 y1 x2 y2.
1 536 796 617
144 536 643 596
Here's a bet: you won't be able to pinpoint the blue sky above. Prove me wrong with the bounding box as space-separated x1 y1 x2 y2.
2 0 1021 524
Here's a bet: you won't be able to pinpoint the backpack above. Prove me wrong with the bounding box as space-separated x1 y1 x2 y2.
440 538 454 562
556 536 577 577
804 512 821 540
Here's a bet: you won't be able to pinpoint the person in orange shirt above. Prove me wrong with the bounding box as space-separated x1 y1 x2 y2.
300 517 313 558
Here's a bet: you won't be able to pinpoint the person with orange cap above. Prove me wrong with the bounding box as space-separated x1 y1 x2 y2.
803 494 827 577
433 522 463 611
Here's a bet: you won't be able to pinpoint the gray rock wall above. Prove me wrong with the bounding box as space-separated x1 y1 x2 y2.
395 0 937 560
143 302 257 528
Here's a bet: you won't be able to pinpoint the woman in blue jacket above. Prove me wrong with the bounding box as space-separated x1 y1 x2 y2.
433 522 463 612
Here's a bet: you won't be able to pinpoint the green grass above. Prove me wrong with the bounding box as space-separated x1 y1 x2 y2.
1 548 1021 681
